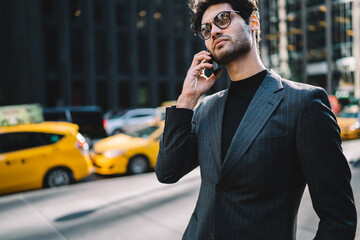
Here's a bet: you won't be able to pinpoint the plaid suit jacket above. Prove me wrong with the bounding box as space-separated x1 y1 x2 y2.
155 70 357 240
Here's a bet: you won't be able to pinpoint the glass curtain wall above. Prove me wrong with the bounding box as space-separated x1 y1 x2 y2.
333 1 354 99
286 0 304 83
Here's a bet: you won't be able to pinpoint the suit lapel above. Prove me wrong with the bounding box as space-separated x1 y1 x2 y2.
206 90 228 172
220 71 284 180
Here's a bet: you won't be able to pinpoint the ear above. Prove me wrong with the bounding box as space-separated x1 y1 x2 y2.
249 14 260 31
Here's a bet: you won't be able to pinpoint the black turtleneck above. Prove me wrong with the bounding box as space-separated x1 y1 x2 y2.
221 69 268 161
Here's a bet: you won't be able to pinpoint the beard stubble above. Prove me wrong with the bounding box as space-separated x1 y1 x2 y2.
213 27 252 65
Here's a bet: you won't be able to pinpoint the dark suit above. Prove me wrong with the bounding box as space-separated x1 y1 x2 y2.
155 71 357 240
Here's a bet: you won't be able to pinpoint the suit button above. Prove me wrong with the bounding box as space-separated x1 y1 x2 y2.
210 233 215 239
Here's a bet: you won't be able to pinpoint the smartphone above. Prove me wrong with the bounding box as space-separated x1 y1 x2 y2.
207 51 219 76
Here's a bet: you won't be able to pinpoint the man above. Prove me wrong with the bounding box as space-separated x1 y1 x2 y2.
155 0 357 239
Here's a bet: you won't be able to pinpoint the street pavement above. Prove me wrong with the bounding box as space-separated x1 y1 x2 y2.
0 169 200 240
0 140 359 240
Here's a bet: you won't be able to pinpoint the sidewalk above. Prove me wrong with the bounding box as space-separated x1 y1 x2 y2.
0 169 201 240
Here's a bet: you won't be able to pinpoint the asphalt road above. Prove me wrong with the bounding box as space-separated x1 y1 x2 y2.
0 139 359 240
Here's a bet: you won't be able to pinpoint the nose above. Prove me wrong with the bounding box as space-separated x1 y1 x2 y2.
210 23 223 39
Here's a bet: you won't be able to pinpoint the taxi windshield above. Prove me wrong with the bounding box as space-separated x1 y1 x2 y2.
128 125 159 138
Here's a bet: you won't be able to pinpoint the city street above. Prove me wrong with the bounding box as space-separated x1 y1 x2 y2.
0 140 359 240
1 0 359 239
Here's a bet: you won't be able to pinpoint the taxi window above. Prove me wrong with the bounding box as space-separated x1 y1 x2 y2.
0 132 63 154
131 114 153 118
43 112 67 121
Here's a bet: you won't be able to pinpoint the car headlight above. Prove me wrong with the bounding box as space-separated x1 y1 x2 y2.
104 149 125 158
76 133 89 151
349 122 360 131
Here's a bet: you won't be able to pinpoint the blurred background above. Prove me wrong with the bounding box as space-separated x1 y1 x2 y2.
0 0 359 110
0 0 360 239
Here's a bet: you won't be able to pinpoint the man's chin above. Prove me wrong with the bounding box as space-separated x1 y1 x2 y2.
214 45 251 65
213 51 230 65
213 48 228 64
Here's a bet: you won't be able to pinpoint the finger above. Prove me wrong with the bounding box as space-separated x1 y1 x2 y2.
192 55 212 68
194 50 211 57
190 52 212 68
192 62 214 75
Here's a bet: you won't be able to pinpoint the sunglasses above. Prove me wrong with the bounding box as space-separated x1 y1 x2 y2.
197 10 241 40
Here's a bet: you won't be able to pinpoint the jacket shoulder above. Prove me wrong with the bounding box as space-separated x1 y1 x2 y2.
280 78 325 93
278 78 331 110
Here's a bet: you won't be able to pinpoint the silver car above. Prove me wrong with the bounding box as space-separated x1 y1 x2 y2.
104 108 157 136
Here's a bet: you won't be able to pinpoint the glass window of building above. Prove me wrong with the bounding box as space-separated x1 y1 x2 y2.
117 32 130 75
286 0 301 11
306 0 323 8
93 0 104 25
138 82 150 107
72 80 84 106
175 37 186 77
46 80 60 107
176 81 183 97
157 35 168 76
307 7 326 48
116 1 129 29
44 25 59 73
137 0 149 30
332 2 353 54
153 0 168 32
158 82 168 103
95 30 107 75
42 0 55 20
70 0 82 24
286 0 303 82
118 81 130 108
71 28 84 74
138 33 150 75
174 0 186 32
332 1 354 87
96 81 108 110
266 17 280 54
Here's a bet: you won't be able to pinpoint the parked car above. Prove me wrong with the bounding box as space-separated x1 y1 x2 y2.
43 106 107 144
0 122 92 195
103 108 157 136
90 121 164 175
337 104 360 140
103 108 127 121
328 95 341 115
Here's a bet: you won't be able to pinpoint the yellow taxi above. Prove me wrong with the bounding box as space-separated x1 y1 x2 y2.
337 104 360 141
90 121 164 175
0 122 92 195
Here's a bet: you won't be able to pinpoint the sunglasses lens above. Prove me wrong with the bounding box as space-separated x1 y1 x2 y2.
200 23 211 40
215 12 231 28
197 11 234 40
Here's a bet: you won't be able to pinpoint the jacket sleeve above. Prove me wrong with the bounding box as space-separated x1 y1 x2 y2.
296 88 357 239
155 106 199 183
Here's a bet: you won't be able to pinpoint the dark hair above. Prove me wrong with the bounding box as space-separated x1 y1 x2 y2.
189 0 260 43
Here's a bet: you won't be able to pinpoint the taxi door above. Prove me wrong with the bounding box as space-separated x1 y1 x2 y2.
0 132 51 193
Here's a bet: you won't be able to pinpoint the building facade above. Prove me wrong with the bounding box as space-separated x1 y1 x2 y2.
0 0 228 111
260 0 359 101
2 0 358 111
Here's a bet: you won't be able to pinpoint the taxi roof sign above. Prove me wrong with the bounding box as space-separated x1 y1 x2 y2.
0 104 43 127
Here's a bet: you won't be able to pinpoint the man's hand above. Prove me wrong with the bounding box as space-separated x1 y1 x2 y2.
177 51 222 110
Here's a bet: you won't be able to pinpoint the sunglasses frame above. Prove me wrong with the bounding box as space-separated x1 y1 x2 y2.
197 10 241 40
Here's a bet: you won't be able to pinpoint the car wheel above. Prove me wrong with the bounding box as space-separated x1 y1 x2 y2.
127 156 149 175
44 168 72 188
112 129 124 135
